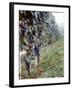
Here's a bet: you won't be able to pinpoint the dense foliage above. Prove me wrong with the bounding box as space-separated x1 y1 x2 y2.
19 11 60 52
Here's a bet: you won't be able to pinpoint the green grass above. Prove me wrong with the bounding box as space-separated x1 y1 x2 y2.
39 37 64 78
